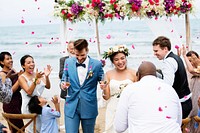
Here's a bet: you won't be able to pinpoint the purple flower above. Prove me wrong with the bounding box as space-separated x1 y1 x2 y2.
128 0 142 7
71 3 83 16
164 0 175 13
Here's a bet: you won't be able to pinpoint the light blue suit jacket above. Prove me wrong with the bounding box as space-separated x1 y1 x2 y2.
61 56 104 119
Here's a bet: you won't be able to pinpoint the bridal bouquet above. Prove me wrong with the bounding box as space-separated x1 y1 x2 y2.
111 83 128 98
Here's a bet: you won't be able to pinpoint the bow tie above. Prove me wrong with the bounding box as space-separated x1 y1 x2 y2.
76 62 86 68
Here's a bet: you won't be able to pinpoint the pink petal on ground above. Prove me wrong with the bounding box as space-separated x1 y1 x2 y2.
166 116 171 119
180 35 182 38
49 20 52 23
31 31 35 34
175 45 179 49
126 33 129 36
170 18 172 22
66 41 68 44
106 34 111 39
38 7 40 10
132 44 135 49
21 19 25 24
158 107 163 112
165 106 167 108
35 0 37 2
93 40 96 43
171 30 173 32
62 51 65 53
155 17 158 20
37 44 40 48
39 43 42 47
89 38 92 42
22 9 25 12
48 42 52 44
69 28 73 31
25 42 28 44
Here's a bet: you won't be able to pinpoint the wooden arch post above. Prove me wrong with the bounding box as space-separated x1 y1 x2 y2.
185 12 191 50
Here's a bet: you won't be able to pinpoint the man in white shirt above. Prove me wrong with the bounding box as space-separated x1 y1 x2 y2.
114 61 182 133
152 36 192 119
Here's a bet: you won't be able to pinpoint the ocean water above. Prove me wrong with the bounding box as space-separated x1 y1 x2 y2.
0 18 200 100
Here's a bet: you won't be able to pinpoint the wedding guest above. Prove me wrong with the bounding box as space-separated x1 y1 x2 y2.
100 45 137 133
18 54 52 133
0 73 12 133
152 36 192 119
0 51 24 133
28 95 60 133
61 39 104 133
59 41 75 99
181 45 200 133
114 61 182 133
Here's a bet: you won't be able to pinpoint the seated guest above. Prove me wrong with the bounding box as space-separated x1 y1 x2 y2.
0 73 12 133
114 61 182 133
28 95 60 133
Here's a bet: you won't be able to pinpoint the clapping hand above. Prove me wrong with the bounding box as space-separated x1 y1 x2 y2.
35 68 44 78
44 65 52 77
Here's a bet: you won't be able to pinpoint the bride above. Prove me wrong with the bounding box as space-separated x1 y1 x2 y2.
100 45 137 133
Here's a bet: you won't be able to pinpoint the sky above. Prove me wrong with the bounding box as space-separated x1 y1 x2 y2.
0 0 200 27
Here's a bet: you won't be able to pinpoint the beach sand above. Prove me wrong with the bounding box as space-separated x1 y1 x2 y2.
0 101 106 133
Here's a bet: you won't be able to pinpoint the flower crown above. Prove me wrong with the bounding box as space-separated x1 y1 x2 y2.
103 45 129 59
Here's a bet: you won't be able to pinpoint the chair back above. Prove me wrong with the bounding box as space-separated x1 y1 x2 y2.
181 117 191 133
2 113 37 133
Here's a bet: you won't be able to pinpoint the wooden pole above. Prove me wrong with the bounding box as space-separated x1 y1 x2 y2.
185 13 191 50
60 20 67 46
95 18 101 59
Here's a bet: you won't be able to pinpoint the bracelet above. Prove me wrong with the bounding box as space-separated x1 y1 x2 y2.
33 78 38 85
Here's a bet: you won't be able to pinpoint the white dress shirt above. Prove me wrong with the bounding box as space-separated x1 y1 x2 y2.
77 56 89 86
114 76 182 133
162 51 178 86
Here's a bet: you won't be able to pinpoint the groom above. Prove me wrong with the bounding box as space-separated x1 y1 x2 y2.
61 39 104 133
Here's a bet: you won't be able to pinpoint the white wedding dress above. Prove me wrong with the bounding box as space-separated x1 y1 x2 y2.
104 79 133 133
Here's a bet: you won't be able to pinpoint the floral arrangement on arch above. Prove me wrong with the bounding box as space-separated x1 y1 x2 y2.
102 44 129 59
54 0 194 22
54 0 85 23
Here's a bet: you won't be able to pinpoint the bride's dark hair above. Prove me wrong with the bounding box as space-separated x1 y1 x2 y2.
109 52 127 63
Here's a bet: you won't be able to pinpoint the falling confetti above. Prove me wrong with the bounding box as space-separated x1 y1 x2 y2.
66 41 68 44
175 45 179 49
21 19 25 24
158 107 163 112
166 116 171 119
132 44 135 49
106 34 111 39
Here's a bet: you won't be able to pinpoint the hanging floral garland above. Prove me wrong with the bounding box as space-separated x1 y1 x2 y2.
54 0 194 23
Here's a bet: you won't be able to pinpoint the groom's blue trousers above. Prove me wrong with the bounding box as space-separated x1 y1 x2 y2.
65 101 96 133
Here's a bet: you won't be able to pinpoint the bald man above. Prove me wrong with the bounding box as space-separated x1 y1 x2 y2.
114 61 182 133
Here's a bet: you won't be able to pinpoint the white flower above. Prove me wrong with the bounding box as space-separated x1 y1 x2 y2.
112 46 118 52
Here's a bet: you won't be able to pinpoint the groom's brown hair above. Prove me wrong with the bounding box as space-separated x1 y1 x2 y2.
74 39 88 51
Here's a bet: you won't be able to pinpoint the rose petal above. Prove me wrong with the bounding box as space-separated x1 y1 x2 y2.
180 35 182 38
31 31 35 34
175 45 179 49
25 42 28 44
158 86 161 90
171 30 173 32
64 68 68 71
69 28 73 31
21 19 25 24
166 116 171 119
132 44 135 49
158 107 163 112
106 34 111 39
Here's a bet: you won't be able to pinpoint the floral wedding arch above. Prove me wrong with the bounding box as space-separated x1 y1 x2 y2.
53 0 194 57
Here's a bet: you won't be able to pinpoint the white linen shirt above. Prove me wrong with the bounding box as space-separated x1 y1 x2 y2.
114 76 182 133
77 56 89 86
162 51 178 86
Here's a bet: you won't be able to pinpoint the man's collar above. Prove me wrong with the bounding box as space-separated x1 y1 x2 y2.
164 51 172 60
